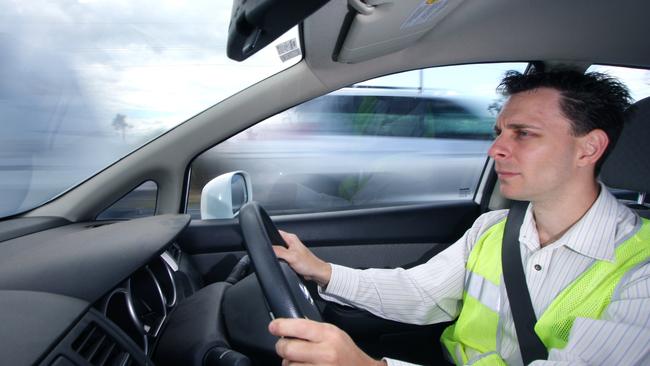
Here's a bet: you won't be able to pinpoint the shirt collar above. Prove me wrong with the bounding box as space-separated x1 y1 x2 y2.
517 183 622 261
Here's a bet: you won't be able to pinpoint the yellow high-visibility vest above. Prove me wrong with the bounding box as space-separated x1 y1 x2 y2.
440 218 650 365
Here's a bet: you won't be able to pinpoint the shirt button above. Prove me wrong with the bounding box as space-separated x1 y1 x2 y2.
534 264 542 271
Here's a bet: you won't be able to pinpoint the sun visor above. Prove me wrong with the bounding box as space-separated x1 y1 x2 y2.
227 0 330 61
335 0 464 63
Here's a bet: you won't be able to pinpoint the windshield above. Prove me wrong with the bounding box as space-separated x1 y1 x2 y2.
0 0 301 219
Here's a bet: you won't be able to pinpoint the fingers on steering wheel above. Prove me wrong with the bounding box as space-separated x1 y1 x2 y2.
278 337 337 365
273 245 289 259
270 318 325 342
279 230 299 247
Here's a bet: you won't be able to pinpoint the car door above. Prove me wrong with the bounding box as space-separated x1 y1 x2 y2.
176 62 528 364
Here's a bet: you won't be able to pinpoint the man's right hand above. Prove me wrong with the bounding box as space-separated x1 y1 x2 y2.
273 230 332 287
269 318 387 366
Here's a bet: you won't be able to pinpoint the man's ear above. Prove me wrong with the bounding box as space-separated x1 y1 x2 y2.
577 129 609 167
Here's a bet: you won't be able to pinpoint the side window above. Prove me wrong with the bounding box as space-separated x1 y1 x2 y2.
587 65 650 102
97 180 157 220
188 63 527 217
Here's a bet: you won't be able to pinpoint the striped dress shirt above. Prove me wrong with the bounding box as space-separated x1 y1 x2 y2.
319 184 650 365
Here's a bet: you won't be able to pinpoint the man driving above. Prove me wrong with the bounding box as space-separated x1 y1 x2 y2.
268 70 650 365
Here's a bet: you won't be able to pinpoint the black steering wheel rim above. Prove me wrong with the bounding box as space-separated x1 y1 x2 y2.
238 201 322 321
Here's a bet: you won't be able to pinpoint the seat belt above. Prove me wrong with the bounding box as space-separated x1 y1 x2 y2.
502 200 549 364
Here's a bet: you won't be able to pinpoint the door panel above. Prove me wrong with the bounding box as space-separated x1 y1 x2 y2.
177 200 479 282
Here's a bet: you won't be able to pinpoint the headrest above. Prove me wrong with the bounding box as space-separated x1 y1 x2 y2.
601 96 650 193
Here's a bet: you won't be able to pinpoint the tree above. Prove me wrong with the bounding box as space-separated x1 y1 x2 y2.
487 96 507 117
112 113 131 141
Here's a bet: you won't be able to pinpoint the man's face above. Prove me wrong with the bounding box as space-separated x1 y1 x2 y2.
489 88 586 202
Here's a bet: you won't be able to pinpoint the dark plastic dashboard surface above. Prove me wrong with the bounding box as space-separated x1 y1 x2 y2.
0 216 71 242
0 214 190 303
0 290 89 365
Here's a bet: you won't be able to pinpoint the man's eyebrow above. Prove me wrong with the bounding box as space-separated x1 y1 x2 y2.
501 123 542 130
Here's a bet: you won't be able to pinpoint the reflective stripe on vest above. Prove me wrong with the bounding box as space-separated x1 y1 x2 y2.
440 218 650 365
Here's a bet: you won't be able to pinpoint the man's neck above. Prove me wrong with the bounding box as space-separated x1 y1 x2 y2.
532 180 601 247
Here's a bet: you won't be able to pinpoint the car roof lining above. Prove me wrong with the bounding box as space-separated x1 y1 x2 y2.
304 0 649 89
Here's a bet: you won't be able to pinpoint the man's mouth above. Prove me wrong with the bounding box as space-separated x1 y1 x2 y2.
495 170 519 178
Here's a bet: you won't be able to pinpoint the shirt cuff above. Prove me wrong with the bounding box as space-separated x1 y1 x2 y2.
317 263 361 304
383 357 421 366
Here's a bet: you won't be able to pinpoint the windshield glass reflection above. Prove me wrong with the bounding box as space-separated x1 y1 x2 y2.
0 0 301 218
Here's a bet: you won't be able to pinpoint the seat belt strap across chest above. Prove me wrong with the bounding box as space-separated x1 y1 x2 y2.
502 200 549 364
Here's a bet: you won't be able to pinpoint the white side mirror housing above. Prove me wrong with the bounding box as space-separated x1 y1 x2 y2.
200 171 253 219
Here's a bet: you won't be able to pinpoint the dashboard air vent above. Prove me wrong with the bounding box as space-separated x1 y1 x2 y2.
168 242 182 263
71 322 131 366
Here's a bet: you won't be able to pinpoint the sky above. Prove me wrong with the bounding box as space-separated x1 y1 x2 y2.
0 0 300 142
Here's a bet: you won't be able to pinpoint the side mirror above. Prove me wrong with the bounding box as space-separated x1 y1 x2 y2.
200 171 253 219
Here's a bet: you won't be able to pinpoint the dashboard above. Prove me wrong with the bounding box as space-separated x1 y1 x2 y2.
0 214 193 365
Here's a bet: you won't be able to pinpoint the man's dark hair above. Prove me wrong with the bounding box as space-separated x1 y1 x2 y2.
497 70 632 174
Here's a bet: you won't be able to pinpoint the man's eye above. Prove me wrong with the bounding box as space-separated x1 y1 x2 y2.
516 130 530 138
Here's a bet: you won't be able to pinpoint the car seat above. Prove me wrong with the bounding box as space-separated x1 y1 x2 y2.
601 96 650 218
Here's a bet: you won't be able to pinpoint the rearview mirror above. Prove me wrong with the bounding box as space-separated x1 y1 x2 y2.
200 171 253 219
227 0 331 61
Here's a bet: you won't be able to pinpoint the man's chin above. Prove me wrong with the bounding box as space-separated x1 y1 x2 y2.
499 186 528 201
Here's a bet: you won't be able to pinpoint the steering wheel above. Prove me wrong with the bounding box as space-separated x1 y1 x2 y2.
238 202 322 321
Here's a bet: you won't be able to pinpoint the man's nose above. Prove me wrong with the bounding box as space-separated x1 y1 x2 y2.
488 135 509 160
